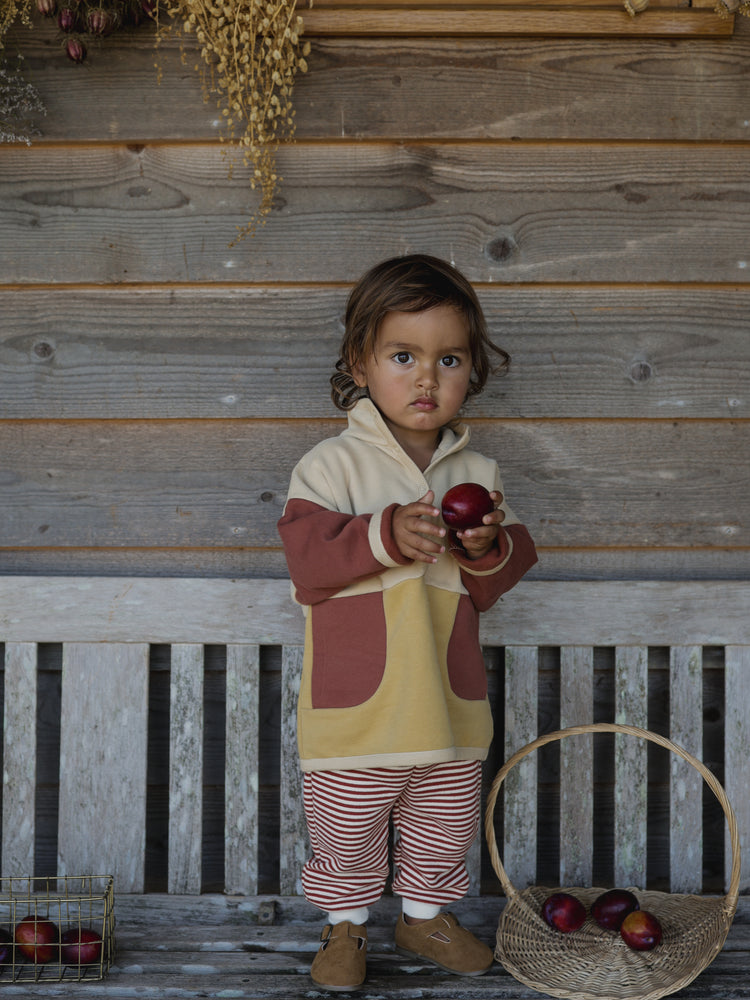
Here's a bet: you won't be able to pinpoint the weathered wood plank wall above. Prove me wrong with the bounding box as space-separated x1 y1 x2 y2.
1 14 748 581
1 10 748 892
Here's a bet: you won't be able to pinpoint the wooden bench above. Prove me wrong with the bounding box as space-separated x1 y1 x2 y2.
1 576 748 997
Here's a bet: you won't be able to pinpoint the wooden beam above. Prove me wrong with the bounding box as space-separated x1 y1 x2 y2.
7 27 750 145
2 578 750 646
301 7 734 36
1 420 747 551
3 286 750 421
4 143 750 285
305 0 698 6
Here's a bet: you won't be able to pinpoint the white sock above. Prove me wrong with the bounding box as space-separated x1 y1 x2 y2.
327 907 369 926
401 899 441 921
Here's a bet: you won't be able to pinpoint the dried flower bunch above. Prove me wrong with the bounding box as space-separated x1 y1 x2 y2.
1 0 45 139
0 54 45 142
162 0 309 240
1 0 31 45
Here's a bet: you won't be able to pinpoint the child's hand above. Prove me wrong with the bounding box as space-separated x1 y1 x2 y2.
392 491 446 564
453 491 505 560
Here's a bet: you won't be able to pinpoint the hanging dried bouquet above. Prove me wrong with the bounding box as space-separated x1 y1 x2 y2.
1 0 45 142
1 0 31 51
160 0 309 240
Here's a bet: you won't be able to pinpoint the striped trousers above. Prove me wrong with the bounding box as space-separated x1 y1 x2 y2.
301 759 482 911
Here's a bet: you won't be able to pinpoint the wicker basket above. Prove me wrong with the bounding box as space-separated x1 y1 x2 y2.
484 723 741 1000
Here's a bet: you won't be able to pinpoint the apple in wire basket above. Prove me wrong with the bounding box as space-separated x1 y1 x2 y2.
60 926 103 965
14 915 59 963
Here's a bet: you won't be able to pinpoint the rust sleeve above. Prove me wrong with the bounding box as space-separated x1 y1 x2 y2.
455 523 538 612
277 498 408 605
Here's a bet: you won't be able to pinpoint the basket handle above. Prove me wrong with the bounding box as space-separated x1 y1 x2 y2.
484 722 741 908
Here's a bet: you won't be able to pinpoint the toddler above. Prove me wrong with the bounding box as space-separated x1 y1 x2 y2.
278 253 537 990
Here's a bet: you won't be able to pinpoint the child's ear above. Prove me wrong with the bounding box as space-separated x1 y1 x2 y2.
351 360 367 388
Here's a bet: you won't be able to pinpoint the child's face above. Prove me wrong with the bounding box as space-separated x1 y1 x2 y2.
352 304 472 455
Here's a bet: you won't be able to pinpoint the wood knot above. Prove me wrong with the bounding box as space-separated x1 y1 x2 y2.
33 342 54 360
628 358 653 383
485 235 518 264
257 900 277 925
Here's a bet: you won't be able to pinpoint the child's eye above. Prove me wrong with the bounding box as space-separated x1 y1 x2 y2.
393 352 413 364
440 355 460 368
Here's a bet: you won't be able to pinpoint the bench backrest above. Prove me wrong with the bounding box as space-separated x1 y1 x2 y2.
1 577 747 897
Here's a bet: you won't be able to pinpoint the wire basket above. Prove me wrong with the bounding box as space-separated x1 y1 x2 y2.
484 723 741 1000
0 875 115 983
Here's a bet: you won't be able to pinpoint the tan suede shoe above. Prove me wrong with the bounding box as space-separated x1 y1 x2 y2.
394 912 493 976
310 921 367 991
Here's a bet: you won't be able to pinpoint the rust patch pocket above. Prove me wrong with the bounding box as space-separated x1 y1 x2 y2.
310 592 387 708
446 594 488 700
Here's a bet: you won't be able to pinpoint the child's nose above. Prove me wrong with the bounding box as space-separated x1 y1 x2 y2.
416 365 438 389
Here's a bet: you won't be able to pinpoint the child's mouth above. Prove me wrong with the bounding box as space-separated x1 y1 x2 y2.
413 397 437 411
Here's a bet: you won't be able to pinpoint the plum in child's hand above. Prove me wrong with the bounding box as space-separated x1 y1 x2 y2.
591 888 639 930
541 892 586 933
441 483 494 530
620 910 662 951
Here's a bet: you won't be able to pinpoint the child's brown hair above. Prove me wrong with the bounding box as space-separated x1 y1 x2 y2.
330 254 510 411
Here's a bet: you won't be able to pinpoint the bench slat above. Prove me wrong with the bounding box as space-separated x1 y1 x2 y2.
503 646 539 890
169 644 205 894
58 642 149 892
669 645 703 893
225 644 260 895
2 643 37 877
614 646 648 888
559 646 594 887
279 645 306 896
725 645 750 894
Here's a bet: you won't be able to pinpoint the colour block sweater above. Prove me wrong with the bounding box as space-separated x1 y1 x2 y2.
277 398 538 773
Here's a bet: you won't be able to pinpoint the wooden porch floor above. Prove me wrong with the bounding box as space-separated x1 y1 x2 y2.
5 894 750 999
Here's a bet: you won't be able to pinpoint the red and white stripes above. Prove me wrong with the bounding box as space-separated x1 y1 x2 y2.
301 760 481 911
